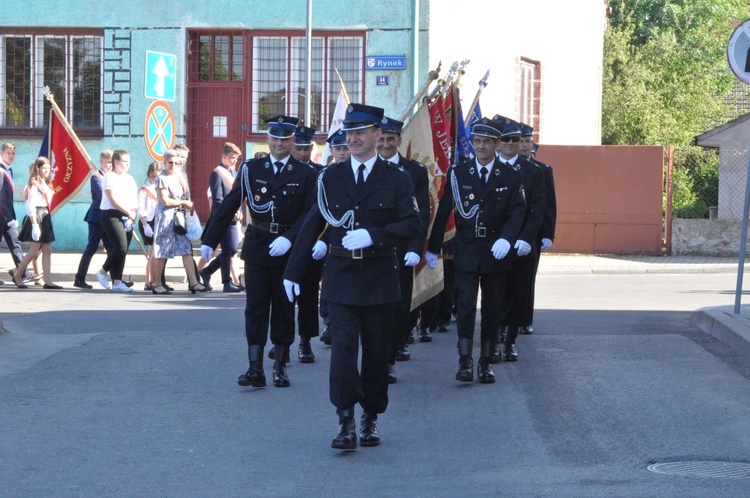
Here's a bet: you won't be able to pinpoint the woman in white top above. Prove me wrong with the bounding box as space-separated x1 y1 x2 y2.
138 161 163 290
12 157 61 289
94 149 138 293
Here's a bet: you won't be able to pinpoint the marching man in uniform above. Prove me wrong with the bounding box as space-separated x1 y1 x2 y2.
282 103 421 450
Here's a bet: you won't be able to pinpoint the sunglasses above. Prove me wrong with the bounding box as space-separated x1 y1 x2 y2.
500 136 520 143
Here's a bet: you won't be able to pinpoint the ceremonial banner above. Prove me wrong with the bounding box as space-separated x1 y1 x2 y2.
400 103 447 310
454 87 471 162
42 107 97 215
321 89 348 166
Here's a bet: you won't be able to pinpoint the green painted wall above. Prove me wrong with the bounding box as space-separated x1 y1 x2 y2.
2 0 430 250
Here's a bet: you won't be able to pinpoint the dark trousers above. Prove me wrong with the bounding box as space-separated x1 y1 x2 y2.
328 301 394 414
297 259 324 339
204 224 239 284
1 220 24 268
75 221 113 282
244 263 295 349
101 210 132 281
502 250 541 328
438 258 456 325
389 264 417 362
454 268 506 344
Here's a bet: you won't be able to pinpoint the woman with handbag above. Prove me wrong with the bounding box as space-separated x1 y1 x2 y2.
94 149 138 293
12 156 62 289
138 161 162 290
151 149 207 294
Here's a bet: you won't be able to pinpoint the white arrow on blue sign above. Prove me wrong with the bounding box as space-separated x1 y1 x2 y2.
145 51 177 101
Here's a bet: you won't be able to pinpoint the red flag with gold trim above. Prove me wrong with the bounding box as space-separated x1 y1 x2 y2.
43 109 96 215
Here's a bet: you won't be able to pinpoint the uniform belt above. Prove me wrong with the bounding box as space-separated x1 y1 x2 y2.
459 226 496 238
249 219 292 234
328 245 397 260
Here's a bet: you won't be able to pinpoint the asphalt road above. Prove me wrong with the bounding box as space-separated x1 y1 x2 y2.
1 272 750 497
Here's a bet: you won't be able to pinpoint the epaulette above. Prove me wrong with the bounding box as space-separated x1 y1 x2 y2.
386 161 406 173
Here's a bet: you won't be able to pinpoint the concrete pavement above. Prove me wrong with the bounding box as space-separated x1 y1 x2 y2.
2 250 750 358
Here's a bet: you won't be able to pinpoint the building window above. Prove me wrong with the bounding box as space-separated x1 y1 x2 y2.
1 30 103 132
252 33 363 134
195 33 244 82
519 57 540 138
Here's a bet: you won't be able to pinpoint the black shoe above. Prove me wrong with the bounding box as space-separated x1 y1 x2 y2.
477 357 495 384
520 325 534 335
395 344 411 361
359 412 380 447
320 326 332 345
43 283 63 290
437 322 449 332
237 367 266 387
490 342 503 364
73 280 93 289
163 283 175 292
502 343 518 362
223 282 243 293
456 355 473 382
332 410 357 450
418 328 432 342
273 346 290 387
387 363 398 384
199 269 211 288
406 330 416 344
298 338 315 363
123 281 134 288
268 346 276 360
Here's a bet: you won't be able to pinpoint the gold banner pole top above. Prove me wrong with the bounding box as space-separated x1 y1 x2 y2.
443 59 470 98
398 63 441 122
464 70 490 125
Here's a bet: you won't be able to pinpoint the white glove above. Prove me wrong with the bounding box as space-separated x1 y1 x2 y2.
424 251 438 269
31 223 41 242
123 219 134 232
404 251 420 267
268 236 292 257
143 224 154 237
283 279 300 302
491 238 511 259
541 238 553 251
8 219 17 229
312 240 328 260
515 240 531 257
200 244 214 262
341 229 373 250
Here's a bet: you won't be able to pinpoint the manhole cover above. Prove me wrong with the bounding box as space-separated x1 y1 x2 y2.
647 461 750 478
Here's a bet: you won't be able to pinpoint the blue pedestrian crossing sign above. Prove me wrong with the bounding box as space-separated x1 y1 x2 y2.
145 51 177 101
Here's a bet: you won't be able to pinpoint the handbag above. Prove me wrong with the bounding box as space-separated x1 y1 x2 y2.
174 206 187 235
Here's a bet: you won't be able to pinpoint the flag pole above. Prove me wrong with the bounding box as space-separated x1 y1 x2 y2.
130 226 149 259
464 70 490 125
442 59 469 99
334 68 351 106
43 87 97 173
398 63 441 122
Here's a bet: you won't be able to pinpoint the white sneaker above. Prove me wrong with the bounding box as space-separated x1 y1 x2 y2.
111 282 133 293
95 271 111 290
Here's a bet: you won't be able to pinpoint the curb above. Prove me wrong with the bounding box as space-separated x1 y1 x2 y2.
691 308 750 358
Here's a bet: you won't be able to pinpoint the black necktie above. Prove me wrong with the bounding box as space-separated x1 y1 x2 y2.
274 161 284 177
480 166 488 184
356 164 366 191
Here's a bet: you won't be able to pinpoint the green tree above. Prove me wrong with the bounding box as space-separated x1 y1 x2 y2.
602 0 748 146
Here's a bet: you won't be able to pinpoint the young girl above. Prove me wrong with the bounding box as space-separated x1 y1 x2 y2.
138 161 162 290
12 156 61 289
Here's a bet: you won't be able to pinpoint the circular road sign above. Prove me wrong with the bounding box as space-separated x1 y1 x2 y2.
144 100 176 161
728 19 750 85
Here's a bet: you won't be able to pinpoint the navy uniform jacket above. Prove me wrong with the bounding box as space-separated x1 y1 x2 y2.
284 158 421 306
529 156 557 244
427 158 526 274
203 155 317 267
83 171 104 224
513 156 546 250
392 154 430 257
0 165 16 225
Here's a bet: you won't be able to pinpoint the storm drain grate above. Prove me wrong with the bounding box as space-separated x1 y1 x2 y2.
647 461 750 478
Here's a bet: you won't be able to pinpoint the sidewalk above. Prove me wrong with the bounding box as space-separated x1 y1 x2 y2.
2 251 750 357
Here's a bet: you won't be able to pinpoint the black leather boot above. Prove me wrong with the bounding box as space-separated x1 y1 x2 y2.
238 345 267 387
332 407 357 450
395 343 411 361
490 325 506 364
298 337 315 363
273 345 291 387
320 316 332 345
502 327 519 362
456 338 473 382
359 412 380 446
478 340 496 384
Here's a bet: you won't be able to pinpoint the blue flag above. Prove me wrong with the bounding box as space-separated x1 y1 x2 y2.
464 100 482 159
455 89 471 163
